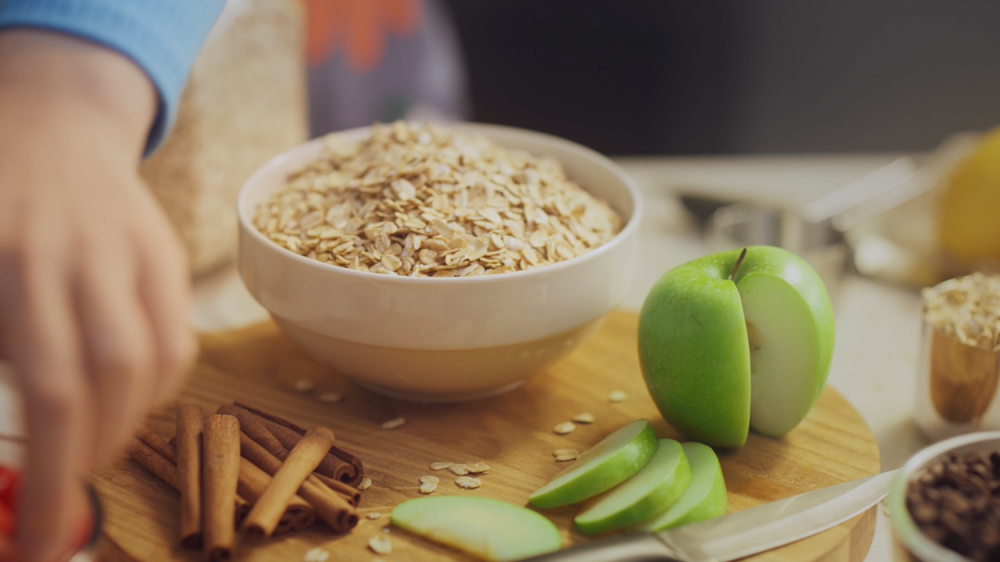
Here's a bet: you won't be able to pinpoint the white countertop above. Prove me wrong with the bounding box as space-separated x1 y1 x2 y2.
190 153 928 562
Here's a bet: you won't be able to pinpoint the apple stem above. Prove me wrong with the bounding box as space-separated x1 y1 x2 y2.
730 247 748 281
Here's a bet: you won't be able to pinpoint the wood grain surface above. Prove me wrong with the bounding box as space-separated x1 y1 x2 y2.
92 311 881 562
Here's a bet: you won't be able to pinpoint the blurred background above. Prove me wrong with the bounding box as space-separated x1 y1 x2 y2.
310 0 1000 155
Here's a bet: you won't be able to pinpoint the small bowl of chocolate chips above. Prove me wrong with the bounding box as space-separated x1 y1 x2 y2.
889 431 1000 562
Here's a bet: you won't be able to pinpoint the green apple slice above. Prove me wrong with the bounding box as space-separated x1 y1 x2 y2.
390 496 561 561
632 442 727 531
529 419 658 509
574 439 691 535
638 246 834 447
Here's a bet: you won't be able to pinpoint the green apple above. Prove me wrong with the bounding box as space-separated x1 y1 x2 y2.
574 439 691 535
632 442 727 531
638 246 834 447
529 419 658 509
391 496 561 561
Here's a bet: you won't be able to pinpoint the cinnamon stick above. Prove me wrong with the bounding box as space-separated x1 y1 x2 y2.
127 436 250 525
176 404 204 549
203 415 240 562
241 428 357 537
315 474 361 507
240 429 360 519
126 437 180 489
136 426 175 461
220 404 360 506
238 457 316 533
234 403 363 485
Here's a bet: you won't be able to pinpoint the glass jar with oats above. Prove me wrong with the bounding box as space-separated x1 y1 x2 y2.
916 273 1000 441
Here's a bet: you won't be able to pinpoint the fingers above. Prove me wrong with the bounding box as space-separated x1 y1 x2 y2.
74 234 157 464
135 206 197 407
0 237 94 562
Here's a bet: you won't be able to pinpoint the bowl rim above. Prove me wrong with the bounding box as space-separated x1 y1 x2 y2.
888 430 1000 562
237 122 644 285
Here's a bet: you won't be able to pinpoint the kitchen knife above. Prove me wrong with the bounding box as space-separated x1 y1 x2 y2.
523 469 898 562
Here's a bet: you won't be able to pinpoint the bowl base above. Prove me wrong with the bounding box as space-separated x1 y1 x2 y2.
272 315 606 402
351 378 526 404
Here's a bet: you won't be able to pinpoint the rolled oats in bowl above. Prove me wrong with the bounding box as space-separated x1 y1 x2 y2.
253 121 623 277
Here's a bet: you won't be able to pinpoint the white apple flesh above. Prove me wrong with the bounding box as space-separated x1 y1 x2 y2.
391 496 561 561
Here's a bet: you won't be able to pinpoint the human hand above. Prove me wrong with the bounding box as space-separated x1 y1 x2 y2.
0 30 196 562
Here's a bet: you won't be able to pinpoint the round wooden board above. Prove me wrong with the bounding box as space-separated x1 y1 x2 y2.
92 311 880 562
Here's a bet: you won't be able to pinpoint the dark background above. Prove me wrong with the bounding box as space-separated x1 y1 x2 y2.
441 0 1000 155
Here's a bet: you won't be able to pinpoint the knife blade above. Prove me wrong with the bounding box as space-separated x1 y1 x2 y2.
523 469 898 562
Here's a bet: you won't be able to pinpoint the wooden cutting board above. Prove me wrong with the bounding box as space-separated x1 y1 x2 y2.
92 311 880 562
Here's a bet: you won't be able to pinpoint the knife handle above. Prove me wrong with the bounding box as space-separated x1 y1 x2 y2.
523 533 682 562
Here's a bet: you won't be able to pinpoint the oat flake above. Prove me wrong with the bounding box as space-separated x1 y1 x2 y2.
455 476 482 489
553 422 576 435
303 547 330 562
369 535 392 555
382 417 406 429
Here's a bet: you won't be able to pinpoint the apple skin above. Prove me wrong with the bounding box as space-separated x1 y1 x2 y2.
391 496 561 561
632 441 727 531
638 246 834 447
529 420 658 509
574 439 691 535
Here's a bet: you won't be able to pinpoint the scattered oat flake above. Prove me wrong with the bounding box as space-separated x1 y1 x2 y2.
430 461 454 471
366 513 382 520
294 379 316 393
448 463 470 476
572 412 595 424
466 462 490 474
419 475 440 484
369 535 392 555
420 481 438 494
359 477 372 491
382 417 406 429
553 421 576 435
303 547 330 562
553 449 580 462
318 391 343 404
608 390 627 403
455 476 482 489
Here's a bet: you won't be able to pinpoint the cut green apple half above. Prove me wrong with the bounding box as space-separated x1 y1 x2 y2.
529 419 658 509
632 442 727 531
390 496 561 561
638 246 835 447
574 439 691 535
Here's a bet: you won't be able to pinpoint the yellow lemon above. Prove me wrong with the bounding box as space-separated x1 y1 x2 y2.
940 126 1000 263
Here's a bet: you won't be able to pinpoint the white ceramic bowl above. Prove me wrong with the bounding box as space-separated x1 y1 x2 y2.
237 123 642 402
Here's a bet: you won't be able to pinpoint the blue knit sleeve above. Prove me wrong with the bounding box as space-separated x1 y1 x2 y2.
0 0 227 155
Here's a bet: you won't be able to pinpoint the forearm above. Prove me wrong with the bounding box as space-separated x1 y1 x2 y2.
0 0 227 154
0 29 156 159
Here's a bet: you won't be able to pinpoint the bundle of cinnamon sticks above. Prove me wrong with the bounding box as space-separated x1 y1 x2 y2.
126 402 364 560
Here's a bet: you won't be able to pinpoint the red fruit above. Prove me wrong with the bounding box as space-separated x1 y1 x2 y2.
71 510 94 550
0 467 19 511
0 502 12 537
